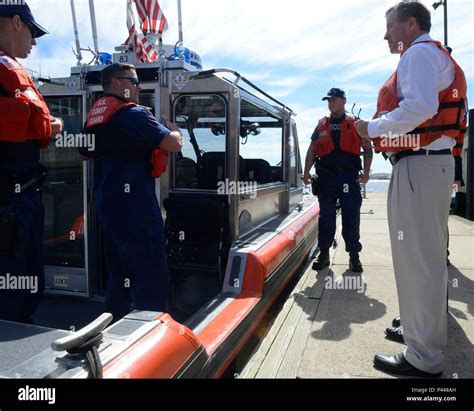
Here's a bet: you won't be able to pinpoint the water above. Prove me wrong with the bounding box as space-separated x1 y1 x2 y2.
366 179 456 201
366 179 390 193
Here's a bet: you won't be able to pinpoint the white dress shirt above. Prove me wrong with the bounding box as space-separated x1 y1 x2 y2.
368 34 456 151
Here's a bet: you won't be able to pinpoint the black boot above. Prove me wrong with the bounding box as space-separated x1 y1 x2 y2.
313 249 330 270
349 252 363 273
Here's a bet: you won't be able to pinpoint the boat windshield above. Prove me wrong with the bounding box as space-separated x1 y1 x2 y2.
174 94 227 190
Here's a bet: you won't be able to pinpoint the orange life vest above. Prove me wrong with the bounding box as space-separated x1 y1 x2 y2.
314 114 361 158
86 95 136 127
373 41 468 155
0 50 51 149
86 96 169 178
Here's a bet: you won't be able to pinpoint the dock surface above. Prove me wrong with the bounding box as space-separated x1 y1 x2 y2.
240 192 474 379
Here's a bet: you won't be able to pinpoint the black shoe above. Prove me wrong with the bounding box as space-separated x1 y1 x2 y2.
385 327 405 344
313 250 330 270
392 316 401 328
349 252 363 273
374 353 442 378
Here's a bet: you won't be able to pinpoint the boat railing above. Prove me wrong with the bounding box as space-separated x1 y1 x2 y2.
189 68 295 116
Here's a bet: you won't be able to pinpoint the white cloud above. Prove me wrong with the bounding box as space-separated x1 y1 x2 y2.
171 0 472 83
26 0 473 83
263 74 312 97
20 0 474 174
239 71 274 82
293 106 328 141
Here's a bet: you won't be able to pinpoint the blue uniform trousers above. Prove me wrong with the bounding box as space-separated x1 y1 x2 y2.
96 191 170 320
0 163 45 323
318 169 363 253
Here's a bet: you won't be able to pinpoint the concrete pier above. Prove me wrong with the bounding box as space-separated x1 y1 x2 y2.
240 193 474 379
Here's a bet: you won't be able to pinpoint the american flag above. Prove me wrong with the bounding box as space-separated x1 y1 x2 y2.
125 0 169 63
135 0 169 35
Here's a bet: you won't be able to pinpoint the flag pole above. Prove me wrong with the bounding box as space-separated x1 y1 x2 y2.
177 0 184 60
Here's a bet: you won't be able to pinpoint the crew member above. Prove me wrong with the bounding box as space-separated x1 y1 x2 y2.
355 2 468 377
304 88 373 273
81 63 183 319
0 3 63 324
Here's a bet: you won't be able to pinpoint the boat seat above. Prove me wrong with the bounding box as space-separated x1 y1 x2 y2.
244 159 272 184
197 152 246 189
197 152 225 190
270 166 283 182
176 157 198 189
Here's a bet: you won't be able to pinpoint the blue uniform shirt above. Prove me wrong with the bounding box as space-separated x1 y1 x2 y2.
80 104 170 214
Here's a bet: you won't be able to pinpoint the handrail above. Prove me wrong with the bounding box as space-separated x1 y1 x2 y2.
189 69 295 116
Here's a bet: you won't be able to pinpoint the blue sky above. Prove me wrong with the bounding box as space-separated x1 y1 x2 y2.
26 0 473 173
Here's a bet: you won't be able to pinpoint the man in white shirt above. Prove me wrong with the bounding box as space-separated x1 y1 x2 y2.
355 2 468 377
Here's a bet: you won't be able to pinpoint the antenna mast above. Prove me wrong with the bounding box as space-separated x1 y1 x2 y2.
70 0 83 65
88 0 100 62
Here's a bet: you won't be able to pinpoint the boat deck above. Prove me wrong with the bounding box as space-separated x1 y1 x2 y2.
240 192 474 379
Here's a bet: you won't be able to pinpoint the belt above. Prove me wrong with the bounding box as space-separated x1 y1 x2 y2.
316 163 360 176
388 149 452 166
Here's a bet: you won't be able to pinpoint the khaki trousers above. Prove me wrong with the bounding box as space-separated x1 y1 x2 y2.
388 154 454 374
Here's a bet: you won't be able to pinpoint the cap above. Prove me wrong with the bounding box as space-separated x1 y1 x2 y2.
0 2 49 38
322 88 346 101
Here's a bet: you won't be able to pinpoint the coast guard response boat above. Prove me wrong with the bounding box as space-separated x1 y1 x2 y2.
0 0 319 378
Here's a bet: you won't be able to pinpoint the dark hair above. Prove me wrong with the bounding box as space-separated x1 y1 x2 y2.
386 2 432 32
101 63 136 90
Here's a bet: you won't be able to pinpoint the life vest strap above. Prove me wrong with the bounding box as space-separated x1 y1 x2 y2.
411 123 461 135
455 98 466 132
438 100 465 110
